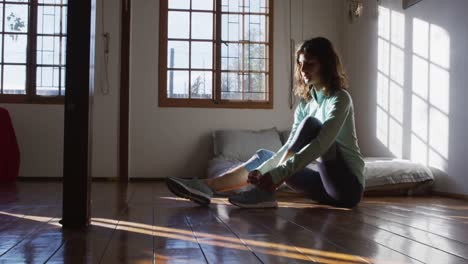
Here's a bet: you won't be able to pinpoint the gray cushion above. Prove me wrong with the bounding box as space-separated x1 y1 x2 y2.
279 129 291 145
212 127 283 162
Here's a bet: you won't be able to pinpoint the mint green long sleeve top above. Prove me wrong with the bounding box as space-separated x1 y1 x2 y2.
256 86 365 187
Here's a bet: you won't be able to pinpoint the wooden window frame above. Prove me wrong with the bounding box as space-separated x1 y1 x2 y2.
158 0 274 109
0 0 66 105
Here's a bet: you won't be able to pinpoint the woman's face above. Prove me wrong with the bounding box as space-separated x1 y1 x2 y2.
298 52 321 85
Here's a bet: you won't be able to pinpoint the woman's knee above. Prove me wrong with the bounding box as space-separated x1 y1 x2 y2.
305 116 323 129
288 116 323 152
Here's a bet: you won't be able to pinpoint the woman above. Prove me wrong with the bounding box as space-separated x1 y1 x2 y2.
166 37 365 209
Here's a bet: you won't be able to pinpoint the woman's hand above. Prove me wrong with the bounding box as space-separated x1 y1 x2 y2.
247 170 278 192
247 169 262 185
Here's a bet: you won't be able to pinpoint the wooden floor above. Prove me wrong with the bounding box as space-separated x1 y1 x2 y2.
1 182 468 264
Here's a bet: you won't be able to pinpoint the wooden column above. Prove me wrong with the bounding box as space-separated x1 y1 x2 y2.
119 0 131 182
60 0 96 229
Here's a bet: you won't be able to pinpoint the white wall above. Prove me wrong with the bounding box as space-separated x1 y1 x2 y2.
0 0 121 178
90 0 121 178
128 0 345 179
0 104 64 177
342 0 468 195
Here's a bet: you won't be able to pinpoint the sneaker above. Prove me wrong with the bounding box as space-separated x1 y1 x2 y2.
166 177 213 206
228 187 278 208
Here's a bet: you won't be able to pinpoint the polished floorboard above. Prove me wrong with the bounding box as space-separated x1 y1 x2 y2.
1 181 468 263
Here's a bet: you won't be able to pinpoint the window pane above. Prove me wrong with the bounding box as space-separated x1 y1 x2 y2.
191 12 213 39
222 0 241 12
39 0 65 4
247 0 265 13
241 0 268 13
37 66 61 96
168 0 189 10
168 11 189 39
4 4 28 33
37 36 62 65
244 73 266 101
221 43 241 71
191 41 212 69
167 41 189 69
62 6 67 34
192 0 213 11
221 72 242 100
244 15 266 42
4 34 27 63
245 44 266 71
222 14 241 41
61 67 66 95
0 5 3 32
3 65 26 94
190 71 212 99
38 5 61 34
0 35 2 63
167 70 189 98
61 37 66 65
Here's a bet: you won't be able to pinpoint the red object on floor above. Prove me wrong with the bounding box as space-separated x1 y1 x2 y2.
0 107 20 183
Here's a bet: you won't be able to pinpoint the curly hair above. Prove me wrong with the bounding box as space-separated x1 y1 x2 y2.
294 37 349 101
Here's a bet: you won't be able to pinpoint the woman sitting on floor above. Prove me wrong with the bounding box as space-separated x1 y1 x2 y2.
166 37 365 209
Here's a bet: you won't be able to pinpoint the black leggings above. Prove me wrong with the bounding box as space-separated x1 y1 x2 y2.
246 116 363 208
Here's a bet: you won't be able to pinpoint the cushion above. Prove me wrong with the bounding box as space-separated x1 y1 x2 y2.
363 157 434 188
279 129 291 145
212 127 283 162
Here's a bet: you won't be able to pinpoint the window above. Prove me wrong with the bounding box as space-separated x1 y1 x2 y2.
0 0 67 104
159 0 273 108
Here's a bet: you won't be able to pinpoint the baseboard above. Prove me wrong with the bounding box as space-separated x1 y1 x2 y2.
17 177 63 182
16 177 118 182
15 177 166 182
431 190 468 201
129 178 166 182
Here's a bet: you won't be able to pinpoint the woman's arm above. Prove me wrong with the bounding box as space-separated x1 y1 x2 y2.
267 90 352 184
255 99 305 175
